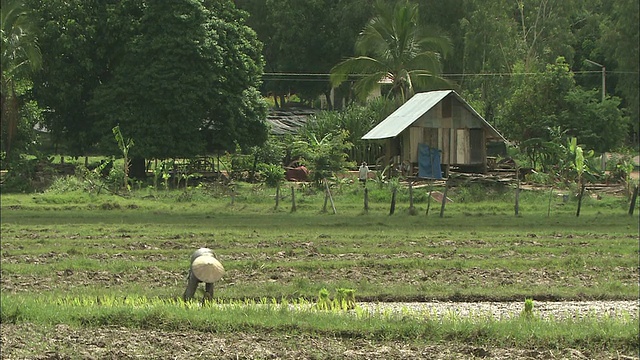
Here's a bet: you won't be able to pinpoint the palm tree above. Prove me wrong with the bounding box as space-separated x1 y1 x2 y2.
1 0 42 161
330 0 452 103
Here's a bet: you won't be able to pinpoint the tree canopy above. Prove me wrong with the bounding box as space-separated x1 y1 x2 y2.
2 0 638 174
499 57 628 153
237 0 372 109
27 0 267 168
1 0 42 160
330 0 452 102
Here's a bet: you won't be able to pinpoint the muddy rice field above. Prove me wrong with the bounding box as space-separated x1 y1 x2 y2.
2 246 638 359
3 320 638 360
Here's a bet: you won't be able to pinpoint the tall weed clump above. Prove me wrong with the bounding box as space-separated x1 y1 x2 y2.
45 161 121 196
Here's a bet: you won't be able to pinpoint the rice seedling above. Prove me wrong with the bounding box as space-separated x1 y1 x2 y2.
522 298 535 319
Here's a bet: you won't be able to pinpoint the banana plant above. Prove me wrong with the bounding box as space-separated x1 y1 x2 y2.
567 137 596 216
112 125 134 191
567 137 597 181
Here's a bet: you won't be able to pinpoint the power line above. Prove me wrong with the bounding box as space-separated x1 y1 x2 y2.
262 70 637 80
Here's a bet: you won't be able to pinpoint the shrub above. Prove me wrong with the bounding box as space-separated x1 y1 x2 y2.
1 157 57 193
46 175 86 193
259 163 285 187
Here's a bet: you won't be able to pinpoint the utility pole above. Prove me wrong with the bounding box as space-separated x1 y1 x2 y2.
585 59 605 102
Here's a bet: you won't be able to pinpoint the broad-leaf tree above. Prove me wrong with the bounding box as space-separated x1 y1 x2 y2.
1 0 42 162
561 88 628 153
237 0 371 109
330 0 452 103
88 0 268 177
28 0 142 157
458 0 520 124
599 0 639 142
500 57 628 154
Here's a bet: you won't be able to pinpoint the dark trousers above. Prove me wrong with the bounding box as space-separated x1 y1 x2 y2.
183 271 214 302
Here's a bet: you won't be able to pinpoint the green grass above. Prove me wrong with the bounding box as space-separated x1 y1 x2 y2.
1 183 638 301
1 293 637 354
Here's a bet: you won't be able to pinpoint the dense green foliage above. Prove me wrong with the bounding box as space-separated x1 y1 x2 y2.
1 0 42 161
499 57 628 151
237 0 372 108
88 0 268 160
300 97 396 164
330 0 452 102
1 0 638 188
22 0 267 165
239 0 638 146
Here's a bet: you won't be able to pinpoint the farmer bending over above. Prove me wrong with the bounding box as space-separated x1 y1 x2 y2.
183 248 225 302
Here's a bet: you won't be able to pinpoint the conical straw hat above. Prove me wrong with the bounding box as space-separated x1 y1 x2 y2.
191 255 225 283
191 248 214 263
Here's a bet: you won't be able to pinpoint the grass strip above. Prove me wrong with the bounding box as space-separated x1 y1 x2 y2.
2 294 637 355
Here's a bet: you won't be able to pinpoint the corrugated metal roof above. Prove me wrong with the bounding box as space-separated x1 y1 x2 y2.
266 108 317 135
362 90 506 141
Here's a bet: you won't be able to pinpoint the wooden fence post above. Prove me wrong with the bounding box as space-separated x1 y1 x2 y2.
389 188 397 215
322 190 328 212
629 185 638 216
439 180 448 218
547 186 553 217
364 187 369 213
514 167 520 216
290 186 296 212
324 179 336 214
274 183 280 210
408 181 416 215
426 182 433 216
576 182 585 217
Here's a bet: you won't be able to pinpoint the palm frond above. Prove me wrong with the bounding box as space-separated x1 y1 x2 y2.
330 56 387 87
331 0 454 102
1 0 41 81
405 52 442 74
417 35 453 59
357 18 393 58
408 69 454 92
353 71 389 101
